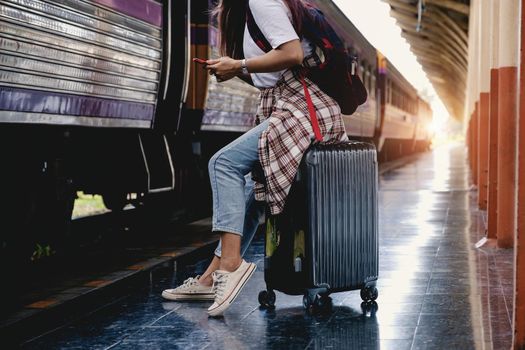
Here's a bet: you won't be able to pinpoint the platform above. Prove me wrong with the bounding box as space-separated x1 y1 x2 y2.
21 142 512 349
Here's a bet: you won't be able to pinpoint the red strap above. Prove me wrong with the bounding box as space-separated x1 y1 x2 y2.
301 76 323 142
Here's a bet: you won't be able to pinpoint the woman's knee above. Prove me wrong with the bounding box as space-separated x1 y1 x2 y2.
209 151 227 175
208 152 220 175
209 149 239 178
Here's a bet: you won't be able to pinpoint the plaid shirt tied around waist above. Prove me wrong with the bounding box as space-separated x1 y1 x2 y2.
254 61 348 215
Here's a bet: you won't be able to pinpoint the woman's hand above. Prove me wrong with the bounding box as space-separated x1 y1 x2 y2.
206 57 241 82
204 40 303 83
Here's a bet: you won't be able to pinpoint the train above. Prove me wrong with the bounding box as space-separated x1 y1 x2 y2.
0 0 432 261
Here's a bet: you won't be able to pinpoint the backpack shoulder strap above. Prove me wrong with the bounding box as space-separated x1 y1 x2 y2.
246 4 273 53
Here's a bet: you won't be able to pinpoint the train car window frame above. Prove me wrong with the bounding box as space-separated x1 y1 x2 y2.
365 68 370 91
385 79 392 104
371 75 376 99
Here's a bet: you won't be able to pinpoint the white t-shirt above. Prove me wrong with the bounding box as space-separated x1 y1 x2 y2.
243 0 313 88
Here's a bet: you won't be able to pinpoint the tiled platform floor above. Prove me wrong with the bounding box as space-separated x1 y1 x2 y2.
24 142 513 349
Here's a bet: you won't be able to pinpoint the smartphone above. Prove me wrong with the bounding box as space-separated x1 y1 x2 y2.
193 58 207 65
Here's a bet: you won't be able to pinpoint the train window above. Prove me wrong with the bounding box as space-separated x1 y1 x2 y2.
395 85 398 107
367 66 372 92
385 79 389 103
392 90 395 107
392 90 398 107
387 83 390 104
388 81 393 104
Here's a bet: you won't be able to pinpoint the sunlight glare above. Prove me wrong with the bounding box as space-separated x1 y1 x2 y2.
333 0 452 136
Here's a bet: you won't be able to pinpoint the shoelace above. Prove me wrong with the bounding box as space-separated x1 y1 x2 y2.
177 277 197 290
212 273 229 300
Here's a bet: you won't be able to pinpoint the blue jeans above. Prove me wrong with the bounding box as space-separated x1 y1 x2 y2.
208 119 269 257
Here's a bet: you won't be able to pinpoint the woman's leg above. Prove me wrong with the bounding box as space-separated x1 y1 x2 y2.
199 256 221 286
206 120 269 316
218 233 242 271
207 120 268 259
200 176 264 286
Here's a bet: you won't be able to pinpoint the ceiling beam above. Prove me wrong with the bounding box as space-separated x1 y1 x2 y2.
402 31 468 73
387 2 468 54
383 0 470 120
425 0 470 16
385 0 414 13
391 15 468 74
428 6 468 48
394 17 464 50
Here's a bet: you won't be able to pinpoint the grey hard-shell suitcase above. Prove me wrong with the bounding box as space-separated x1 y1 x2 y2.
258 141 379 310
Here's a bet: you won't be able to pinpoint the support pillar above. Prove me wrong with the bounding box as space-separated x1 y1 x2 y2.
468 118 473 171
487 69 499 239
487 0 500 239
496 0 518 249
466 0 480 187
477 0 491 210
472 102 479 185
477 93 489 209
496 73 517 248
514 1 525 346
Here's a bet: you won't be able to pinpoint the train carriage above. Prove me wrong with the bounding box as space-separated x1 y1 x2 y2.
0 0 189 261
1 0 163 127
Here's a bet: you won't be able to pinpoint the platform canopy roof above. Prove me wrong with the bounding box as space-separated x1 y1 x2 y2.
383 0 469 120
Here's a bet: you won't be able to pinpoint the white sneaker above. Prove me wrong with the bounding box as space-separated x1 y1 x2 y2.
161 275 214 301
207 260 257 317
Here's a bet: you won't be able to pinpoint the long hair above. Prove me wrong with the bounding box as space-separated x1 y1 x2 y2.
211 0 307 59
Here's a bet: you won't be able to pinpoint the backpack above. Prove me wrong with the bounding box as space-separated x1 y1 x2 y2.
246 1 368 115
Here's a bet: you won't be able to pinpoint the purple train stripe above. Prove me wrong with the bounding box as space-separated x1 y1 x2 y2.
0 86 154 121
91 0 162 27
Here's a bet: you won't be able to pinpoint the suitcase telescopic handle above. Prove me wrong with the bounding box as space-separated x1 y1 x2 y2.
300 75 323 142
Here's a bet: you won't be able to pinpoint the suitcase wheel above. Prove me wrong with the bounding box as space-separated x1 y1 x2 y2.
303 292 332 312
258 289 276 308
360 301 379 316
360 286 379 302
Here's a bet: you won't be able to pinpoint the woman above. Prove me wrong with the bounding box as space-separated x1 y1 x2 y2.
162 0 347 317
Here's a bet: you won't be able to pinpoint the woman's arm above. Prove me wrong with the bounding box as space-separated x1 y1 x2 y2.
205 39 303 82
